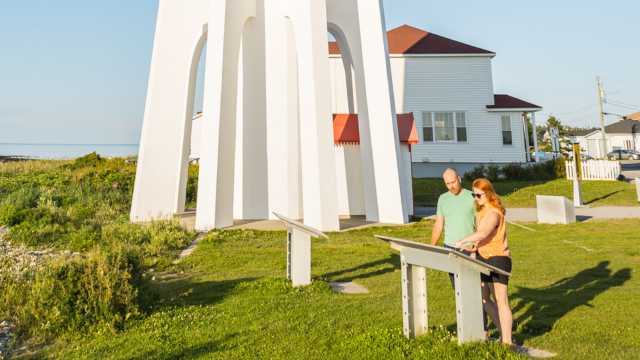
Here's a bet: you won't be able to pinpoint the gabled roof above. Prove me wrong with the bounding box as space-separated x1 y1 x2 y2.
603 119 640 134
486 95 542 111
333 113 418 145
329 25 494 55
567 130 591 137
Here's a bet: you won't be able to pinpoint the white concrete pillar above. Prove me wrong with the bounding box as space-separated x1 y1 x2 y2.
233 5 269 220
285 0 340 231
353 0 409 224
326 1 380 223
195 0 256 230
130 0 209 222
532 112 539 163
265 4 303 220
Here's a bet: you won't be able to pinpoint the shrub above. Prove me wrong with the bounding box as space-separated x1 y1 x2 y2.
485 163 501 182
63 151 103 170
1 245 156 340
501 162 531 181
463 164 486 182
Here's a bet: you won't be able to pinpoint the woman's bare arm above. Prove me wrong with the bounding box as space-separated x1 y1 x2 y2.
450 212 500 249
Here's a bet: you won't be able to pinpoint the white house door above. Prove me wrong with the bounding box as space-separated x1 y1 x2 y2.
587 139 599 157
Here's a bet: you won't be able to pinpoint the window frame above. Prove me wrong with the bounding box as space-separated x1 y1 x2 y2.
501 115 513 146
421 111 469 144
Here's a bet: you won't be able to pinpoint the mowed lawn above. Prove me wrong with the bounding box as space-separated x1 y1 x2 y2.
25 219 640 360
414 178 639 208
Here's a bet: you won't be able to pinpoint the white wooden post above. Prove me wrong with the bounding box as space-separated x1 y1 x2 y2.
636 178 640 202
275 213 329 287
377 236 511 345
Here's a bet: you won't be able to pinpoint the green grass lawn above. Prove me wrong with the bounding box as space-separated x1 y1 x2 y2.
24 219 640 360
414 178 639 208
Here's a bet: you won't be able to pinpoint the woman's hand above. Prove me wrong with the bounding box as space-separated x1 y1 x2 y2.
450 240 463 249
470 251 477 259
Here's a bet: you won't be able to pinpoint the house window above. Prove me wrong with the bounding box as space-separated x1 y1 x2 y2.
422 112 433 142
422 112 469 143
501 116 513 145
435 112 455 141
456 113 467 142
624 140 632 150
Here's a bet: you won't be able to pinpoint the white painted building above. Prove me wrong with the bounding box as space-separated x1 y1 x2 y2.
329 25 543 177
581 119 640 158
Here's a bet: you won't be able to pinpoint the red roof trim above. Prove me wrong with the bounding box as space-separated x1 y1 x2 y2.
333 113 419 145
487 95 541 109
329 25 493 55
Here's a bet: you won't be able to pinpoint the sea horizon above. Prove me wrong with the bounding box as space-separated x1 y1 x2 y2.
0 143 141 159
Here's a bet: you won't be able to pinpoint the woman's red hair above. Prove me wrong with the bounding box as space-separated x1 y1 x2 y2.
472 178 506 215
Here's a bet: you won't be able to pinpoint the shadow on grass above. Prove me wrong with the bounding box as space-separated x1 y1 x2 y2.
155 276 260 307
126 333 239 360
584 190 622 205
510 261 631 339
320 254 401 282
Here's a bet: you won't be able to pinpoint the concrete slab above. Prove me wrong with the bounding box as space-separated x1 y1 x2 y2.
488 338 556 358
328 282 369 294
174 209 408 232
176 231 208 260
536 196 576 224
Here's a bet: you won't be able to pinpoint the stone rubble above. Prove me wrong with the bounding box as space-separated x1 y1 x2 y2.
0 320 14 359
0 226 76 359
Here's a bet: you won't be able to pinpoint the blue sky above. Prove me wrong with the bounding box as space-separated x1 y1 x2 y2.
1 0 639 145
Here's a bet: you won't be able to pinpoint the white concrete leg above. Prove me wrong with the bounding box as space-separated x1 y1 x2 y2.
195 0 256 230
130 0 209 222
355 0 409 224
326 1 380 222
286 0 340 231
454 265 484 344
265 8 303 220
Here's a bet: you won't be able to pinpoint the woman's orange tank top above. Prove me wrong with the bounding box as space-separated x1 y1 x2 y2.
476 207 511 258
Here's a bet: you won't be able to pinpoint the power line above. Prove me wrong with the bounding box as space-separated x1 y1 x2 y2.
606 103 640 112
600 77 640 86
538 102 598 117
606 99 640 109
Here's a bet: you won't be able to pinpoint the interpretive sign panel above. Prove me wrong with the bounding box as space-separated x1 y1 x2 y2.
375 235 511 345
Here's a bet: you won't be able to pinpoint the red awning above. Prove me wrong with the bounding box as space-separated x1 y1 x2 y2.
333 113 419 145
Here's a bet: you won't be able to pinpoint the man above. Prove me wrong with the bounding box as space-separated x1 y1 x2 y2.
431 168 488 336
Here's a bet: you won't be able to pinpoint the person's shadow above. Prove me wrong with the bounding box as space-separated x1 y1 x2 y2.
510 261 631 338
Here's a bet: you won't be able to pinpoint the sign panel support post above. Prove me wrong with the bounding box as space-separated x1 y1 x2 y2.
274 213 329 287
573 143 584 207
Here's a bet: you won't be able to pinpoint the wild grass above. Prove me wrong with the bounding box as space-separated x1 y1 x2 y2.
22 218 640 359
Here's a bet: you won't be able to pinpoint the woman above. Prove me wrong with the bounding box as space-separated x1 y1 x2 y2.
450 178 513 346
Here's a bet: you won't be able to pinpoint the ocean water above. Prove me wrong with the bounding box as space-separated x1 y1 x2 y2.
0 143 140 160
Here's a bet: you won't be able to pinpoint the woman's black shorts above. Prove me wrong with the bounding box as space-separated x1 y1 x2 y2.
477 255 512 285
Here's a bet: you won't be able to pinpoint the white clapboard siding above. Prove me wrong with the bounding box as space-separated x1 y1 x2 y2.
329 55 527 165
334 144 366 216
566 160 621 181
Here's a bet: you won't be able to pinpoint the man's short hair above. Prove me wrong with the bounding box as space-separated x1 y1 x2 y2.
443 168 459 178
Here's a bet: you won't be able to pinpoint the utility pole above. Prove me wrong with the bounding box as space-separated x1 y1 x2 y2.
596 76 607 159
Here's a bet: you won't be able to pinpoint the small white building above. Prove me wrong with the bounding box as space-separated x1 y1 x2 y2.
329 25 542 176
581 118 640 158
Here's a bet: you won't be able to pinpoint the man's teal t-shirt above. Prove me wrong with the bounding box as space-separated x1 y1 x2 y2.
436 189 475 247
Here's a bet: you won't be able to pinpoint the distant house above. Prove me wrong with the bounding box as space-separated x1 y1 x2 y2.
567 130 592 151
581 118 640 157
329 25 542 177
